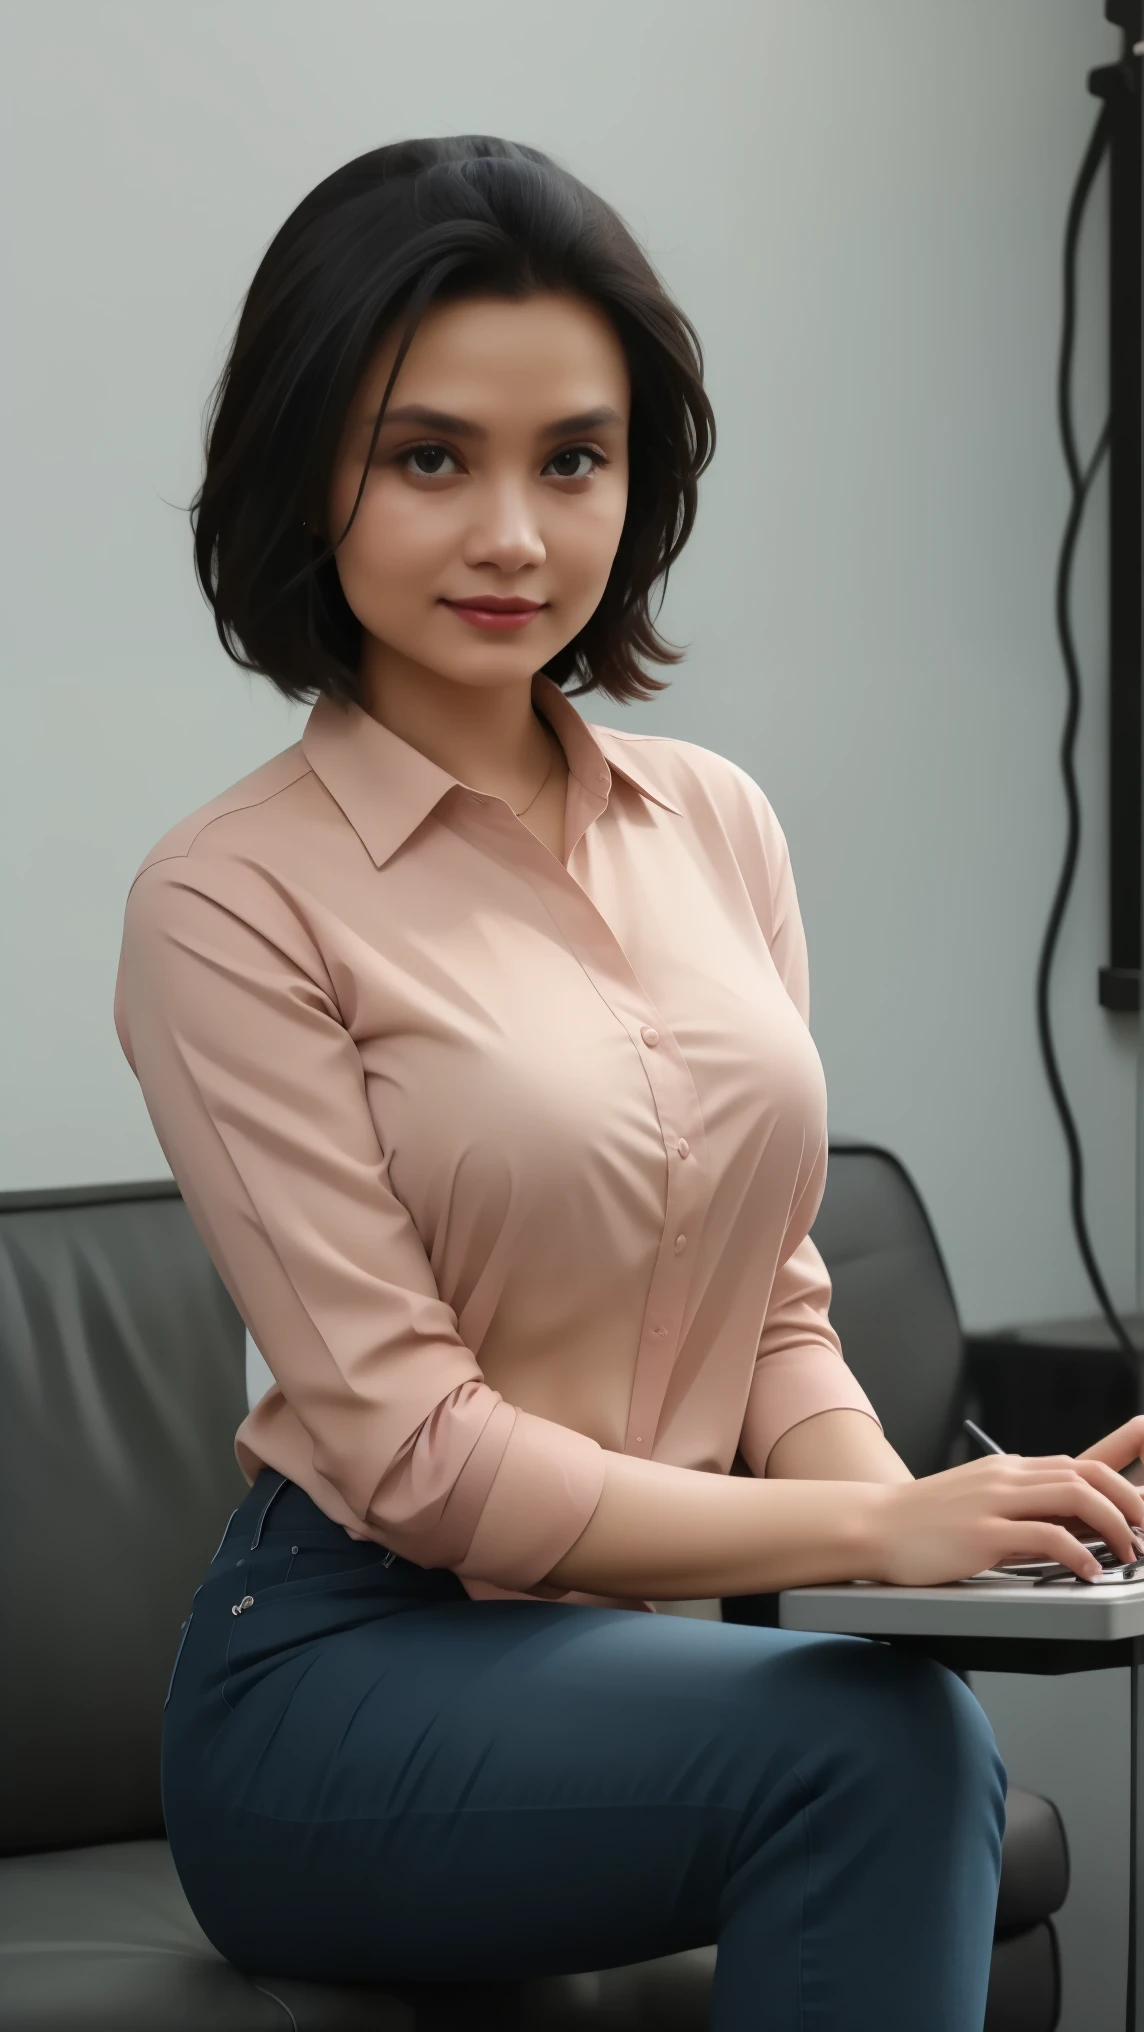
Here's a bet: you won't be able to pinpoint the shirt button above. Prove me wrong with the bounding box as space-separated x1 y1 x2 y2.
641 1026 659 1047
597 771 608 785
677 1138 690 1158
674 1234 687 1254
652 1325 666 1337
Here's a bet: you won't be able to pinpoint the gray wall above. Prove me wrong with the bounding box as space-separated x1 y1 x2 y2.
3 0 1132 1331
2 3 1135 2025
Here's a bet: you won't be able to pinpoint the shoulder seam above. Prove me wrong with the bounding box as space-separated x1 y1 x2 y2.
182 754 313 852
125 755 313 901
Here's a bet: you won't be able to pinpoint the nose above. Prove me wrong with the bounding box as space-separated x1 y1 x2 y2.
462 477 547 575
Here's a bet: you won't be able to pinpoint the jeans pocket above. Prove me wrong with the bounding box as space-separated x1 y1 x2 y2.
221 1549 401 1708
241 1541 397 1603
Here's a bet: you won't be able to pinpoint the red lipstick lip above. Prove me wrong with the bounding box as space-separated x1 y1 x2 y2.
442 597 546 613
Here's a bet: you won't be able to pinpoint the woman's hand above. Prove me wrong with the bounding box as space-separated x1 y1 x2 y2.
1075 1415 1144 1479
1044 1416 1144 1542
867 1451 1144 1586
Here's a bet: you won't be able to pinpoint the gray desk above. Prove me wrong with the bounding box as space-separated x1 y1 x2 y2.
779 1578 1144 2031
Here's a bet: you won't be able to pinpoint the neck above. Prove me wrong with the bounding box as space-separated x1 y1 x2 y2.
359 648 557 797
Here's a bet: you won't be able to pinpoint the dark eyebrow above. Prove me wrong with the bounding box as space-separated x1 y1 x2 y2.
360 403 625 440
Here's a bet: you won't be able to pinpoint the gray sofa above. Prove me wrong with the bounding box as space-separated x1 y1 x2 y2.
0 1140 1066 2030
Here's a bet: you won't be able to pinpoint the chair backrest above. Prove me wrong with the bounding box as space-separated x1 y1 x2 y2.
1 1141 965 1854
0 1182 247 1857
810 1140 967 1479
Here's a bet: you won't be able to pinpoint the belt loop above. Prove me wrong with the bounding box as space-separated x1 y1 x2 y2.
250 1473 290 1550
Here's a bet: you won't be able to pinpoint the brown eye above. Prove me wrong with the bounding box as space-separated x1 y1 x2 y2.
544 447 604 480
398 443 459 477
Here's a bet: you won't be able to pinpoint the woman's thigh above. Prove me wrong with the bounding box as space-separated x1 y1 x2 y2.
162 1477 1003 1997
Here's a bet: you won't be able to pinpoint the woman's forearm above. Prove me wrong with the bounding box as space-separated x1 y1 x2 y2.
765 1408 914 1485
541 1413 1144 1599
540 1448 890 1601
541 1411 909 1602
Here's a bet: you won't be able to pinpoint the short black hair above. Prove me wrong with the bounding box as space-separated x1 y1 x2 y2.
190 135 716 708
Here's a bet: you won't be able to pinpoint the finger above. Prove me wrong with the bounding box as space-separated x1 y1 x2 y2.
987 1454 1112 1482
1050 1517 1134 1546
994 1453 1083 1470
1006 1477 1139 1561
1076 1417 1144 1473
995 1522 1102 1580
995 1458 1144 1526
1072 1457 1144 1523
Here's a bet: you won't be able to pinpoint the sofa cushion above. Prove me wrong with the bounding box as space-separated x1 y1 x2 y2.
0 1185 250 1855
0 1840 411 2032
0 1806 1064 2032
0 1837 720 2031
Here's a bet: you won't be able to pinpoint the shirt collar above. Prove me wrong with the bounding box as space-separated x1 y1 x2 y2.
301 670 681 870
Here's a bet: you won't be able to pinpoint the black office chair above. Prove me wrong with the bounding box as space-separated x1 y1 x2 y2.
0 1144 1065 2030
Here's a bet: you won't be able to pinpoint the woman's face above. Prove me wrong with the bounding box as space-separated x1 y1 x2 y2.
325 290 631 698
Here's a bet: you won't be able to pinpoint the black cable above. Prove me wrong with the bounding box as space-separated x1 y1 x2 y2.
1035 91 1139 1360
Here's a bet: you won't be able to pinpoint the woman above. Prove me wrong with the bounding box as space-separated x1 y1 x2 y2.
114 136 1144 2027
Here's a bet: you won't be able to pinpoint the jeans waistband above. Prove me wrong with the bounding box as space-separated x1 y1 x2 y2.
211 1469 398 1564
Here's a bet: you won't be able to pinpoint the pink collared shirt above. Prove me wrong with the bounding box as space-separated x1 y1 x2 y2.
113 671 879 1613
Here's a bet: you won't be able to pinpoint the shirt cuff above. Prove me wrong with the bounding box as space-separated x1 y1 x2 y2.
452 1407 608 1591
738 1344 883 1478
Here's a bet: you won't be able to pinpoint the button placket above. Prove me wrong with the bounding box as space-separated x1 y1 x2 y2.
625 1251 695 1453
620 1015 706 1458
510 852 707 1461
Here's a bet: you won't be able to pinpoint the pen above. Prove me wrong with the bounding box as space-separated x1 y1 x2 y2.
963 1417 1144 1562
963 1418 1003 1457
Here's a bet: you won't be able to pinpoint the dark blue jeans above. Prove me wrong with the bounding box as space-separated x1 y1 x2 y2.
161 1468 1007 2028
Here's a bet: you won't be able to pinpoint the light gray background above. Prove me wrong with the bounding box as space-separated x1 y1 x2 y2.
2 3 1137 2025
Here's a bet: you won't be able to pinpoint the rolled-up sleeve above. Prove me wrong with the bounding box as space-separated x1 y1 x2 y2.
727 768 882 1476
113 856 606 1588
739 1227 881 1475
